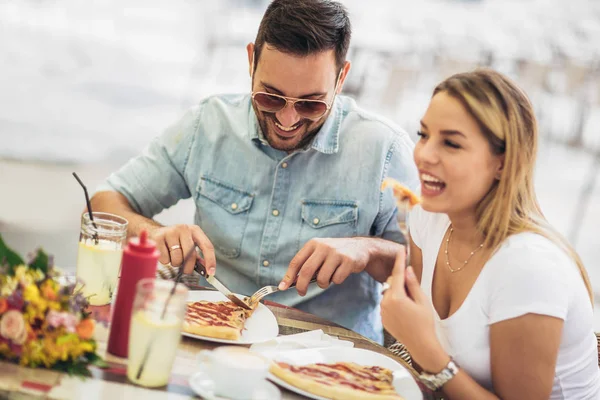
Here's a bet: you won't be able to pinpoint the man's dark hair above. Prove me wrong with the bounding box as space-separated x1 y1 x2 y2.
254 0 352 73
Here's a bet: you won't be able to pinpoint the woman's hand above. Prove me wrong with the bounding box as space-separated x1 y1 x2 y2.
380 250 449 373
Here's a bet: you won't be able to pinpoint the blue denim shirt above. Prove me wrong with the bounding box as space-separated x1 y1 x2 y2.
100 94 419 343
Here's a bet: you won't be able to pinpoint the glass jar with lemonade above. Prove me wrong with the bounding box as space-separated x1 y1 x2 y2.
127 278 188 387
76 212 128 306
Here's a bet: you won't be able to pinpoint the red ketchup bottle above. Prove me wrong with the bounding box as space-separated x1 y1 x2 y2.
107 230 159 357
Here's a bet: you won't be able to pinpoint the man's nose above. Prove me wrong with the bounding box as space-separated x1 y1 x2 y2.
276 102 301 127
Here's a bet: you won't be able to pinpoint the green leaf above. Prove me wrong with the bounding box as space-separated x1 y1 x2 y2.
0 234 25 272
28 248 49 274
87 352 109 369
52 360 92 378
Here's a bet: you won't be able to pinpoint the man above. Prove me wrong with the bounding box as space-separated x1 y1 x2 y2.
91 0 418 343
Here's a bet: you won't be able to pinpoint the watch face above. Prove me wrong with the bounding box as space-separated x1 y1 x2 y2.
422 378 439 391
419 362 458 391
419 374 440 391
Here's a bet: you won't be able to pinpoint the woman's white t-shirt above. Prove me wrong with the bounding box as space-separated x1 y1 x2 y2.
409 205 600 399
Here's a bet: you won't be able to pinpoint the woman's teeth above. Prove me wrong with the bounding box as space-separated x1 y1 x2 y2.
275 121 299 132
421 173 443 183
420 173 446 192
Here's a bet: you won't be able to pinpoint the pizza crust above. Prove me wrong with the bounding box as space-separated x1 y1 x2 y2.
182 320 242 340
270 362 404 400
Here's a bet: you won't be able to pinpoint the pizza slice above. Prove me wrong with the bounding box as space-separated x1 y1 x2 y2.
270 361 404 400
381 178 421 208
183 298 257 341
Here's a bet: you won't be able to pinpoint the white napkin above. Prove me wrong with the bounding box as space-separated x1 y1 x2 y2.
250 330 353 358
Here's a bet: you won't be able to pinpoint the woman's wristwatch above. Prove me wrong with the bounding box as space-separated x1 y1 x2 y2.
417 359 459 391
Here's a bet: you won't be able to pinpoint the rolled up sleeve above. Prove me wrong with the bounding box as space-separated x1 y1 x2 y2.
97 107 200 218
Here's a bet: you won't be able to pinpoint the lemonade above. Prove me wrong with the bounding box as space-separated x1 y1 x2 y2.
127 310 182 387
76 240 124 305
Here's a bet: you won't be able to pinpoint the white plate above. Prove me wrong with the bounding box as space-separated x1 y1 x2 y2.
267 347 423 400
189 370 281 400
182 290 279 345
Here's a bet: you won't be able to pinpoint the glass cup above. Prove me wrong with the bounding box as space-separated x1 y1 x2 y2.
76 212 128 306
127 278 188 388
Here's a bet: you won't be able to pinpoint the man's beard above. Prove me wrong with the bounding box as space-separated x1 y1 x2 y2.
254 107 326 152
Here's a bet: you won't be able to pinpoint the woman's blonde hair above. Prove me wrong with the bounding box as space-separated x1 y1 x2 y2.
434 69 593 303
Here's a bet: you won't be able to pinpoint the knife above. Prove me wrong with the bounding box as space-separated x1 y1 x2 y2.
194 262 253 310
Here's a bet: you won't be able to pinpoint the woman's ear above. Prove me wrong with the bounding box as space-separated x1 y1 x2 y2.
495 155 505 180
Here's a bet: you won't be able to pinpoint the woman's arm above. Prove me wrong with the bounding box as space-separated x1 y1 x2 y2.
427 313 562 399
381 252 563 399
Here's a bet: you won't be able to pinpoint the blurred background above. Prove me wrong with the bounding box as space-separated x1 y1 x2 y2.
1 0 599 323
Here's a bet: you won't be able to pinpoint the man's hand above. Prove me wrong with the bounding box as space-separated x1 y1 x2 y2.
149 224 216 275
278 238 371 296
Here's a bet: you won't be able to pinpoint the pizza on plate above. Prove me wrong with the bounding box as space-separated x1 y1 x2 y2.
270 361 403 400
182 297 258 341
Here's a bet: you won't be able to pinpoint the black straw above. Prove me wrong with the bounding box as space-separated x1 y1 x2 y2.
136 246 195 381
73 172 99 244
72 172 98 229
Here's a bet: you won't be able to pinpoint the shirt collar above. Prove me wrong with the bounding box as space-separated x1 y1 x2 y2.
247 95 342 154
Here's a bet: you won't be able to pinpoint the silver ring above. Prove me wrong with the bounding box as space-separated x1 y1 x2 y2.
169 244 181 252
381 281 390 294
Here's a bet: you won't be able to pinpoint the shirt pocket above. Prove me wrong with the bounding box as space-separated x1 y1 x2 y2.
195 175 254 258
297 200 358 251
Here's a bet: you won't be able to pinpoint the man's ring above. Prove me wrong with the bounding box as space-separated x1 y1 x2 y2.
169 244 181 252
381 281 390 294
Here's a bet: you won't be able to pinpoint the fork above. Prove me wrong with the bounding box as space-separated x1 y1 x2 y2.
249 276 317 304
396 201 411 268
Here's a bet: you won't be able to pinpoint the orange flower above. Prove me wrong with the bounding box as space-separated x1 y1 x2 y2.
0 298 7 314
76 319 95 340
41 284 57 301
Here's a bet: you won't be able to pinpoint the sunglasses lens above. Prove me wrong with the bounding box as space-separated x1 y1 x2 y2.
294 100 328 119
253 93 286 112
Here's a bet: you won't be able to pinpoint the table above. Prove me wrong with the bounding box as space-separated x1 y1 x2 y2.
0 289 425 399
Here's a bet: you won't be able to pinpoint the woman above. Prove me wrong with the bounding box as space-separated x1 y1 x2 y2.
380 69 600 399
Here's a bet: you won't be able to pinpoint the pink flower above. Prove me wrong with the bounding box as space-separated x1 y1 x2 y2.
12 325 28 345
46 310 63 328
63 313 77 333
0 310 26 342
47 310 77 333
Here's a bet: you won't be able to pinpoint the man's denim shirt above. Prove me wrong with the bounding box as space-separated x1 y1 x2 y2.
101 94 419 343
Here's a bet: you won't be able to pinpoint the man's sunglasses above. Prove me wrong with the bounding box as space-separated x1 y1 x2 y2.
251 69 343 120
251 92 333 120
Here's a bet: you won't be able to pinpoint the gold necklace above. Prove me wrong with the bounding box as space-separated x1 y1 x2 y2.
444 226 484 273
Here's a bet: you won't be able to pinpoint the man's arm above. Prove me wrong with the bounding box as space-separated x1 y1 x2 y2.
279 133 419 293
90 191 162 240
90 106 216 274
90 190 216 275
363 238 403 282
279 237 402 295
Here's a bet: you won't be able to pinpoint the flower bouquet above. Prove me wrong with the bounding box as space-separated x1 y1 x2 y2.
0 234 106 376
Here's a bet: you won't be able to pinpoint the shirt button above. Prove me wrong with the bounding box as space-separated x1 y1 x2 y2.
263 260 270 267
281 162 288 169
313 218 320 225
272 209 280 216
231 203 238 210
